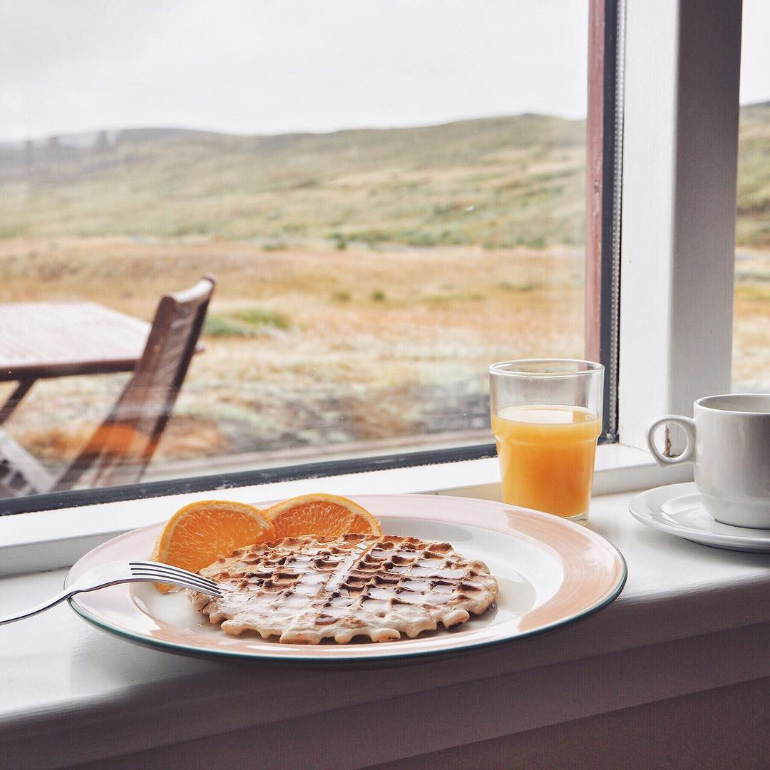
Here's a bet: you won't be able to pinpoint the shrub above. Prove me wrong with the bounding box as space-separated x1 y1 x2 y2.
203 316 251 337
235 307 292 330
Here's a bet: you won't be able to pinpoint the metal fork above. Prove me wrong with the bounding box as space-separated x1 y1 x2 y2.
0 560 222 626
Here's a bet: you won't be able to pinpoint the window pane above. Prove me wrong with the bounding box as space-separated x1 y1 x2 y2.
0 1 589 500
734 0 770 391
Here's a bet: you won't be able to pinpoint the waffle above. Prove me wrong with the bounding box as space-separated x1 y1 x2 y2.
189 533 499 644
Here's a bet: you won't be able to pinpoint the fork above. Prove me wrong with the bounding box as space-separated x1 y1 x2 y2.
0 560 222 626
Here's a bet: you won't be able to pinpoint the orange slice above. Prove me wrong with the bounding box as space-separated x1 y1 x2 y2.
151 499 274 591
265 493 382 538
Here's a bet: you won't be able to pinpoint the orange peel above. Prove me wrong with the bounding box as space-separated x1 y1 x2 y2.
265 492 382 538
151 499 274 591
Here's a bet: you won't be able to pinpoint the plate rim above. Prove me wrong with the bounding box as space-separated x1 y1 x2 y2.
67 493 628 664
629 482 770 551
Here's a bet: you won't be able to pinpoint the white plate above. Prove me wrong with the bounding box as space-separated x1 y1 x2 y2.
67 494 627 664
629 482 770 553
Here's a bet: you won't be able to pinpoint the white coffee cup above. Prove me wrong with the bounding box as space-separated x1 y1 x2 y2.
646 393 770 528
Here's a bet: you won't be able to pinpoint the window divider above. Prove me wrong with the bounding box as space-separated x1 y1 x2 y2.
585 0 625 442
617 0 741 450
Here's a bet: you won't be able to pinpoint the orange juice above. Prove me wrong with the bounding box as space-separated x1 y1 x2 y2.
491 404 601 520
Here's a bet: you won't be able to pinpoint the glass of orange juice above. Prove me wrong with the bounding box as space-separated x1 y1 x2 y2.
489 359 604 524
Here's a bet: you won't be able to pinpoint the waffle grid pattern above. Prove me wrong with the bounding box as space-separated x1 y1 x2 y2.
192 533 498 644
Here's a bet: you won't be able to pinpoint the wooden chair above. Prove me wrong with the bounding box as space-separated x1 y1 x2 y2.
0 275 215 498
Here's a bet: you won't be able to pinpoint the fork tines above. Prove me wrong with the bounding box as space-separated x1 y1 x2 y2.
129 560 223 596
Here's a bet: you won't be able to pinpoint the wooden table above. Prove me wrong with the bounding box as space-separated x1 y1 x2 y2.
0 302 151 425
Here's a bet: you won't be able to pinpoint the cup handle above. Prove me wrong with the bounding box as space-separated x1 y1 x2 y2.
646 415 696 467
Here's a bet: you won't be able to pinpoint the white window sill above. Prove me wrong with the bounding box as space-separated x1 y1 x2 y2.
1 477 768 769
0 443 692 577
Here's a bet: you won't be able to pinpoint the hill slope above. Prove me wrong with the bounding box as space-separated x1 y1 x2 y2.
0 114 585 248
1 104 768 248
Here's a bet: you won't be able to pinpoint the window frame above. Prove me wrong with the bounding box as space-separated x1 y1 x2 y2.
0 1 611 518
0 0 743 533
0 443 497 516
617 0 741 450
585 0 624 443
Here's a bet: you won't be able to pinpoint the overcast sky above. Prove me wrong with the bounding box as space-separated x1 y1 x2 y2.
1 0 768 143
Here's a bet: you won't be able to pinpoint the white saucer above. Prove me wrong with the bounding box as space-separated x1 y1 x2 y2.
629 482 770 553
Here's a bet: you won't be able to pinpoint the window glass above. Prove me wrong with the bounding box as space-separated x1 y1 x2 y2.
734 0 770 391
0 1 589 499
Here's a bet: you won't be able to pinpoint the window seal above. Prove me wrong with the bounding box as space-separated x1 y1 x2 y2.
0 443 498 516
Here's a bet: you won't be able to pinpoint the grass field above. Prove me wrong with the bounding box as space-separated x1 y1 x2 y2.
0 107 768 478
0 237 585 470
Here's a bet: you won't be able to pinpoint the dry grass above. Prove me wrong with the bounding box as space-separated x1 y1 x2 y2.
3 237 768 474
0 236 586 468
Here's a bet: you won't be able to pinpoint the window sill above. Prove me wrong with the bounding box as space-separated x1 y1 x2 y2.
0 443 691 577
1 481 768 769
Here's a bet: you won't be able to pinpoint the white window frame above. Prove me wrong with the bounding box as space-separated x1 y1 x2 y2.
0 0 742 575
618 0 741 449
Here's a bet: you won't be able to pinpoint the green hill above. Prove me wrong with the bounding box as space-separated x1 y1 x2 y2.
1 103 768 248
0 114 585 249
737 102 770 248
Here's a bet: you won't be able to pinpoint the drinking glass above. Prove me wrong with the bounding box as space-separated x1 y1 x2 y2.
489 359 604 524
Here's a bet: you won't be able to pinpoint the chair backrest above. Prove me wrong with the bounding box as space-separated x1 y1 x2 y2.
0 429 55 498
55 274 216 491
